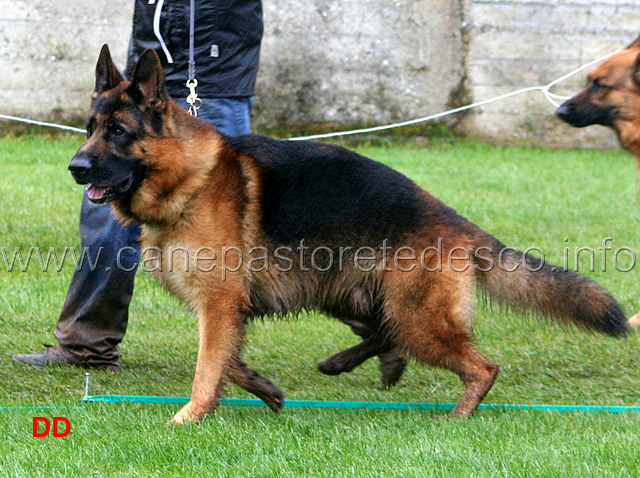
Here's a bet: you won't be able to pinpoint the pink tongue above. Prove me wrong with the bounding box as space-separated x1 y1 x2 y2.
87 184 107 201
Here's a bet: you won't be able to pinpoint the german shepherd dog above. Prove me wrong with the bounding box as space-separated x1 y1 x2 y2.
556 34 640 327
69 45 629 424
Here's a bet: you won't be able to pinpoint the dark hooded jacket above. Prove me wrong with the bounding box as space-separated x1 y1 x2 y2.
126 0 263 98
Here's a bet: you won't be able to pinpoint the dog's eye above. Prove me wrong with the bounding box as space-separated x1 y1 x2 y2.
113 127 125 137
591 79 611 93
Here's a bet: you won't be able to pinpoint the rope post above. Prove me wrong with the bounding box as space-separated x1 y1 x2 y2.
83 373 91 401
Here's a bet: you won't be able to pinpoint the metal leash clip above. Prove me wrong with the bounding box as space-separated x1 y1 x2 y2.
186 79 202 117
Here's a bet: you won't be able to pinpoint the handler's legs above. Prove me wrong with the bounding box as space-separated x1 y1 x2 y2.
14 191 140 369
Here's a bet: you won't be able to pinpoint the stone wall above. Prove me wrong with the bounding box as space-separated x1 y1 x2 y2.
0 0 638 147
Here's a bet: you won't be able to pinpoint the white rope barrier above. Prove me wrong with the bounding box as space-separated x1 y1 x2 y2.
289 50 619 141
0 113 86 134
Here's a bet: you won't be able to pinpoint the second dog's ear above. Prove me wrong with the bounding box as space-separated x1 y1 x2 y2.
626 34 640 50
94 44 124 97
128 49 168 109
633 51 640 87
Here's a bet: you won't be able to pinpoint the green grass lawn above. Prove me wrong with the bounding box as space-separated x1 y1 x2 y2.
1 133 640 476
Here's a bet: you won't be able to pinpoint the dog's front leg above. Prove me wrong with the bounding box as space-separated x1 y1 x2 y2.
627 158 640 329
171 296 244 424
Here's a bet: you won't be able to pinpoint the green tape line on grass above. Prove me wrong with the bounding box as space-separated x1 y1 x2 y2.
81 395 640 413
0 406 83 411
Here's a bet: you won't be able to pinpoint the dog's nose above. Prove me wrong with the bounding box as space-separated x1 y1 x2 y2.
555 102 573 122
68 156 92 183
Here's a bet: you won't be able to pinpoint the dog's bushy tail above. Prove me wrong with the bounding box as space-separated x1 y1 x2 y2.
471 231 629 337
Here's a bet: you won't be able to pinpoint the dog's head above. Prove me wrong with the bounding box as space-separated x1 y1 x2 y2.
69 44 170 205
556 35 640 152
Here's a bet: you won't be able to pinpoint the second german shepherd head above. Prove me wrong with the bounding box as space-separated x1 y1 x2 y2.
556 35 640 156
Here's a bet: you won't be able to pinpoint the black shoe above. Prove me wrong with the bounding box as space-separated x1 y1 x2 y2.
13 344 120 370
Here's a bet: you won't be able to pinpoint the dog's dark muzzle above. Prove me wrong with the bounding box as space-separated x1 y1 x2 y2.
556 100 615 128
69 155 93 184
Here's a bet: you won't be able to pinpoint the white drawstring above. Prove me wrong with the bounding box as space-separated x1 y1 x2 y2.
152 0 174 64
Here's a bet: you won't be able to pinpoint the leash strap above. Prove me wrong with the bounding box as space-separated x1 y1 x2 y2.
186 0 202 116
188 0 196 82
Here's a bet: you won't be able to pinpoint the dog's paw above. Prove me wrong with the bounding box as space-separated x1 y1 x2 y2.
263 388 285 413
317 357 348 375
251 377 285 413
168 400 215 425
379 349 409 387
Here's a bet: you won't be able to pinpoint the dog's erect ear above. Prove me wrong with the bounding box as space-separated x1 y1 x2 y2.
128 49 168 109
94 44 124 96
626 35 640 50
622 35 640 87
632 51 640 87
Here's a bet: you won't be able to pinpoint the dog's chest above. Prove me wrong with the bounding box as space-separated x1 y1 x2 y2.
138 225 205 307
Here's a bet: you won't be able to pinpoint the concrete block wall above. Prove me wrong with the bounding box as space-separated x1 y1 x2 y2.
0 0 638 148
255 0 465 130
0 1 133 121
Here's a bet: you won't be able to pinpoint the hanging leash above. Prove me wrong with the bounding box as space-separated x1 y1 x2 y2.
185 0 202 116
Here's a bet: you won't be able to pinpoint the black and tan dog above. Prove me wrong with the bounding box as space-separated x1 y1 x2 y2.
70 45 629 424
556 34 640 327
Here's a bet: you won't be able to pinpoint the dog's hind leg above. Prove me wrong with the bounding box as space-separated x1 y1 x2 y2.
318 320 409 386
317 333 392 376
318 329 409 386
227 358 284 413
388 266 498 418
377 347 409 387
434 341 498 418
